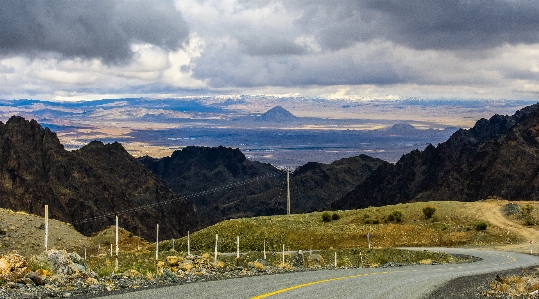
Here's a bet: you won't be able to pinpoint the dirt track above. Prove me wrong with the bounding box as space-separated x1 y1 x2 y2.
477 200 539 253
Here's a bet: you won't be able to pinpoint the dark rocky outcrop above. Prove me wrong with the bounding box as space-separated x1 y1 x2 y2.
333 103 539 210
0 116 199 240
139 147 386 227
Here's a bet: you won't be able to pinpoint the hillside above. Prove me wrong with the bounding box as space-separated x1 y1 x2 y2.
0 116 199 240
139 147 386 227
0 208 92 257
170 200 536 253
333 103 539 210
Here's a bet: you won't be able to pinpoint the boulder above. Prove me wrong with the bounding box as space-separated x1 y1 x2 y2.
122 269 142 278
307 253 325 267
178 261 193 272
165 256 180 267
0 253 30 282
290 250 305 267
42 250 79 275
25 271 46 286
162 269 178 282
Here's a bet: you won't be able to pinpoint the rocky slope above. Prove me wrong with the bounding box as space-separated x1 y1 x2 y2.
333 103 539 210
139 147 386 226
0 116 199 240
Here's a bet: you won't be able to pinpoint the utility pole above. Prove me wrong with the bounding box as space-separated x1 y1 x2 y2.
115 215 119 271
287 167 291 216
44 205 49 251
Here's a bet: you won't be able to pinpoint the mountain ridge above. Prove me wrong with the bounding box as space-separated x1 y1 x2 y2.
139 147 387 226
0 116 200 240
332 103 539 210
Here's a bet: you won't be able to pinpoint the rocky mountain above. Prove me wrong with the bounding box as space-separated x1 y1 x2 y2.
256 106 298 122
0 116 199 240
333 103 539 210
139 147 386 226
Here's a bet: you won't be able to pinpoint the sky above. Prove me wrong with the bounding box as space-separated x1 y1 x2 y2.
1 0 539 101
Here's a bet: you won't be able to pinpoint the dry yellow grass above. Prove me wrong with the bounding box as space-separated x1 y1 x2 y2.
2 199 539 277
171 200 534 253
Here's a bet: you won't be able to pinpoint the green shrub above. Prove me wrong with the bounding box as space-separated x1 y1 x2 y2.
525 215 537 226
332 213 340 220
423 206 436 219
522 205 537 226
522 204 534 215
386 211 403 223
475 221 488 231
322 212 332 222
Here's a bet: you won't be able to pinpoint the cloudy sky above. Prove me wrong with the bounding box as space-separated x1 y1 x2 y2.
1 0 539 101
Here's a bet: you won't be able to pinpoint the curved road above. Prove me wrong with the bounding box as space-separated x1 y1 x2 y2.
96 248 538 299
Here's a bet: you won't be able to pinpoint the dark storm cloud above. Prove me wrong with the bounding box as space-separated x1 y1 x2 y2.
295 0 539 51
0 0 189 63
238 35 306 56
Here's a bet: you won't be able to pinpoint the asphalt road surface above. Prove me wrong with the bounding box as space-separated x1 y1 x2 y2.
96 248 538 299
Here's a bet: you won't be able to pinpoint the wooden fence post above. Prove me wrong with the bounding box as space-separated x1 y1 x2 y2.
44 205 48 251
214 234 218 263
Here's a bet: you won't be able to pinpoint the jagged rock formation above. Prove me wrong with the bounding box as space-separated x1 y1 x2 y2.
256 106 298 122
139 147 386 226
139 146 283 227
0 116 199 240
333 103 539 210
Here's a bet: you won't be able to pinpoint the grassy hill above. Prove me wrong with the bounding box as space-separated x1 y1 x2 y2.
1 199 537 276
168 200 534 252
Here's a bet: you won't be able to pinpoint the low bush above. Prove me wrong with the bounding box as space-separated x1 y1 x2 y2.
332 213 340 221
385 211 403 223
322 212 332 222
475 221 488 231
423 206 436 219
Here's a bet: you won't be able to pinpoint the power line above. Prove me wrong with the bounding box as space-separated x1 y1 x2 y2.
72 171 286 224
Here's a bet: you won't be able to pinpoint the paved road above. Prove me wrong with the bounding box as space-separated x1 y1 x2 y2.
96 248 538 299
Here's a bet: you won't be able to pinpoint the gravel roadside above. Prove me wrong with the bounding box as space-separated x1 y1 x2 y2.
425 267 538 299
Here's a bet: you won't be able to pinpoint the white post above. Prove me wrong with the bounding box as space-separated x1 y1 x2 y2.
263 239 266 260
156 224 159 261
214 234 218 263
110 244 112 256
115 215 119 271
236 235 240 259
187 231 190 256
84 247 87 260
367 233 371 249
334 252 337 268
172 238 175 251
44 205 49 251
287 168 290 216
282 244 285 265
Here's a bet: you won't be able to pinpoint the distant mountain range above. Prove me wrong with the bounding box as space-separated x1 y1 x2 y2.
1 102 539 238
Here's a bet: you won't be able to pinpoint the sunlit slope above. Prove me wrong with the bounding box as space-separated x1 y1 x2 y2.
171 200 537 252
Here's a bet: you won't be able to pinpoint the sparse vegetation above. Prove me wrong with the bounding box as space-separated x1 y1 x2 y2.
423 206 437 219
385 210 403 223
522 204 537 226
475 221 488 231
322 212 332 222
1 200 537 280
